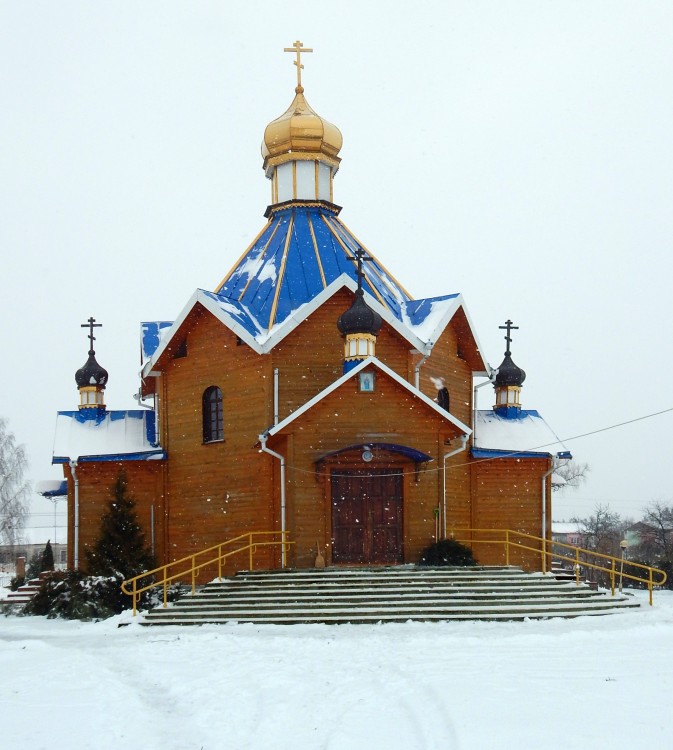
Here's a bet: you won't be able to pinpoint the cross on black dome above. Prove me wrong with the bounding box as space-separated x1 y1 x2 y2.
494 319 526 387
75 317 109 388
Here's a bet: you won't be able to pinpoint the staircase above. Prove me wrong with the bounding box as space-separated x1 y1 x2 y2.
0 572 49 611
141 566 640 625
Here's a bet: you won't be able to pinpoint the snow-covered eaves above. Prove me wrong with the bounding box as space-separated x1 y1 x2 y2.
473 409 571 459
142 278 486 378
35 479 68 497
264 357 471 438
52 410 165 464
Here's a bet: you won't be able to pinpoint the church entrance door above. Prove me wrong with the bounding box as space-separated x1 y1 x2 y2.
331 469 403 564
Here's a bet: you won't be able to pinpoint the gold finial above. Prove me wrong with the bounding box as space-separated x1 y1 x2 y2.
284 40 313 90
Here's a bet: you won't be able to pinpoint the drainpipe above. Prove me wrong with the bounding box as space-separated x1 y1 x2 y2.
541 464 555 574
68 459 79 570
259 433 287 568
273 368 279 426
442 435 469 538
414 352 429 390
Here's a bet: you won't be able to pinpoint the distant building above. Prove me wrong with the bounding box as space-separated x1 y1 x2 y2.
551 522 585 548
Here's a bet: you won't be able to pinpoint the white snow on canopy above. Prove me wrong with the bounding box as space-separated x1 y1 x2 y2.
52 410 163 463
474 409 569 457
34 479 67 496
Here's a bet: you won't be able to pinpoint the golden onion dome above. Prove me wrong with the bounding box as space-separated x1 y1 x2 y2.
262 86 343 169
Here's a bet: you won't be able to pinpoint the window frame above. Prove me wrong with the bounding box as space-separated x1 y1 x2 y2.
202 386 224 443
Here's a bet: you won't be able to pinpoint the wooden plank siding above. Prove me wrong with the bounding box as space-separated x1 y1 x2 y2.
470 457 552 570
159 308 275 574
63 461 163 571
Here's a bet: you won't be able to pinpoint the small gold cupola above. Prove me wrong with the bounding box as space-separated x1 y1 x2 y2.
75 317 108 415
262 41 343 205
493 319 526 418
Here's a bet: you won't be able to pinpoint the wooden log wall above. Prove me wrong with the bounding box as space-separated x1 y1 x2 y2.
63 460 163 571
470 456 552 570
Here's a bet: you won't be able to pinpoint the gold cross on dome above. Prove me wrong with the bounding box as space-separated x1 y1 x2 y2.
284 40 313 88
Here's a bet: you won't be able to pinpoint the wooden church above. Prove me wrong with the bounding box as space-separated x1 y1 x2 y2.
51 43 570 575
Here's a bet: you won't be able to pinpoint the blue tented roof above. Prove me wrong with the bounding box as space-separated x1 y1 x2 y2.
215 202 413 331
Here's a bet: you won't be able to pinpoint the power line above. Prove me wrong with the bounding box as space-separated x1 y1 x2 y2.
283 405 673 479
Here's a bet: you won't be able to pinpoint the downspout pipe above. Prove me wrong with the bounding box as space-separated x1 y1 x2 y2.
68 459 79 570
259 433 287 568
442 435 469 538
541 463 555 574
273 368 279 426
414 351 430 390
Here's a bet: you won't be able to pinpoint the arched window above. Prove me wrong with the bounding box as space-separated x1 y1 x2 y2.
202 386 224 443
437 387 450 412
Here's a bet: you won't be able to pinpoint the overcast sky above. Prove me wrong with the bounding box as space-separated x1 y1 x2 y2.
2 1 672 544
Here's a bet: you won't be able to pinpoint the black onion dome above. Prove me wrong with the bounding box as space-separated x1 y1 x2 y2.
337 289 382 336
75 353 109 388
494 352 526 387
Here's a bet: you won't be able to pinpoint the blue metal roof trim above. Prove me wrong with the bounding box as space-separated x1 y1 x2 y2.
56 409 148 424
471 448 552 459
317 442 434 464
53 450 166 464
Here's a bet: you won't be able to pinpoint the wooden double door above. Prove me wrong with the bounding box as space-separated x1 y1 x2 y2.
331 469 403 564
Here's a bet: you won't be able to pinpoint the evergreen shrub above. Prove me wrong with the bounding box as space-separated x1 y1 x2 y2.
23 571 127 620
418 538 477 567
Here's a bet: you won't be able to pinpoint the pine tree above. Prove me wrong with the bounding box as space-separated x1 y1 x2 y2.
41 539 55 571
86 471 155 578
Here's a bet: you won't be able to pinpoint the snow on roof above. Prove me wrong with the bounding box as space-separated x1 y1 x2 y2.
551 522 583 535
474 409 569 458
141 321 174 364
35 479 68 496
53 410 163 463
142 203 488 375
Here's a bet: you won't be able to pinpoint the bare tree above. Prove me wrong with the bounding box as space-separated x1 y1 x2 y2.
570 504 624 585
0 418 30 546
631 501 673 564
552 459 590 492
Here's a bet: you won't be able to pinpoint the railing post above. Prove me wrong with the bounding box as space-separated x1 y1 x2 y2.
610 559 615 596
218 544 223 582
132 579 137 617
249 536 253 571
163 568 168 608
191 555 196 594
505 530 510 567
541 536 547 574
649 568 654 607
575 547 580 586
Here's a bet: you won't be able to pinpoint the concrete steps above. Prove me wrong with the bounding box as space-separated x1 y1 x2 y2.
141 565 640 625
0 572 50 611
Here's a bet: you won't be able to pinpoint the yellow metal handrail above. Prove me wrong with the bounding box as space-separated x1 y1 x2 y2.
121 531 293 616
449 528 667 606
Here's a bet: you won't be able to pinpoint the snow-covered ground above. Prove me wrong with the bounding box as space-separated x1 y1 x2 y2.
2 590 672 750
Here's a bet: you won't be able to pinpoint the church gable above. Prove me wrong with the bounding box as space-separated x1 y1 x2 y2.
265 357 471 443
